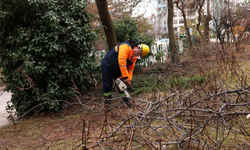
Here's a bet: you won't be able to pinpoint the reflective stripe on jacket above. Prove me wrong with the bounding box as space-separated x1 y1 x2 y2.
101 42 136 81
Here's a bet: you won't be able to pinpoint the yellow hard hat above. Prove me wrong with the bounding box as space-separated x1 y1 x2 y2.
141 44 149 58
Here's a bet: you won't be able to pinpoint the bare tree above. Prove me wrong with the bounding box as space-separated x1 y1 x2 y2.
168 0 179 63
95 0 117 50
175 0 193 49
213 0 230 50
227 1 249 52
195 0 211 43
196 0 205 39
213 0 245 51
108 0 141 20
204 0 212 43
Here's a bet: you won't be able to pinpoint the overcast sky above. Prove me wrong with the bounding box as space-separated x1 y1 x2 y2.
132 0 247 17
133 0 157 17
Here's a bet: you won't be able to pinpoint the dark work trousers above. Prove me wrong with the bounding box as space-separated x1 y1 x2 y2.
101 64 122 94
101 64 129 104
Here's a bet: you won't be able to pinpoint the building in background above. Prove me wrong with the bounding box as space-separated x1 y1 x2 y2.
156 0 199 38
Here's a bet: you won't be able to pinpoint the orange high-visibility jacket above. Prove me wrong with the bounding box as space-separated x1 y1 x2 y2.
101 41 137 81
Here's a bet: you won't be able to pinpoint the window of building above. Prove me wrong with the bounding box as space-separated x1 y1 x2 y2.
164 27 167 31
173 20 177 24
158 0 160 4
174 27 177 31
158 8 161 12
179 19 184 24
164 20 166 24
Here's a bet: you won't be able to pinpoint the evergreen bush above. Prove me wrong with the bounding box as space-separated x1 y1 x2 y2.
113 17 154 71
0 0 96 116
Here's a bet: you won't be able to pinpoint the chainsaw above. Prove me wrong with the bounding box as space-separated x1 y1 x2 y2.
115 78 131 98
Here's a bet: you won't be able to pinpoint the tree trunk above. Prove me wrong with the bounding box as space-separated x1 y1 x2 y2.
96 0 117 50
204 0 212 43
183 12 193 49
196 0 205 39
168 0 179 63
176 1 193 49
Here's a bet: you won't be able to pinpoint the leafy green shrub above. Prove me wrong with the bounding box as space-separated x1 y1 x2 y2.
113 17 154 71
0 0 96 116
113 17 154 48
113 17 139 44
181 37 189 50
155 50 166 62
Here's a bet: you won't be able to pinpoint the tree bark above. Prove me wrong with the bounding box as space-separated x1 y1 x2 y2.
176 0 193 49
96 0 117 50
168 0 179 63
196 0 205 39
204 0 212 43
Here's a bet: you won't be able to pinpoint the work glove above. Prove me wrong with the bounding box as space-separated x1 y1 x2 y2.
120 77 131 89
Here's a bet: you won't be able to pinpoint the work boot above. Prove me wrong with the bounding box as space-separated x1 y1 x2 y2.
104 95 111 112
123 97 132 108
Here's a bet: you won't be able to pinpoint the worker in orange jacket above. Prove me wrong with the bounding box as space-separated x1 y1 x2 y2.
101 40 149 110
